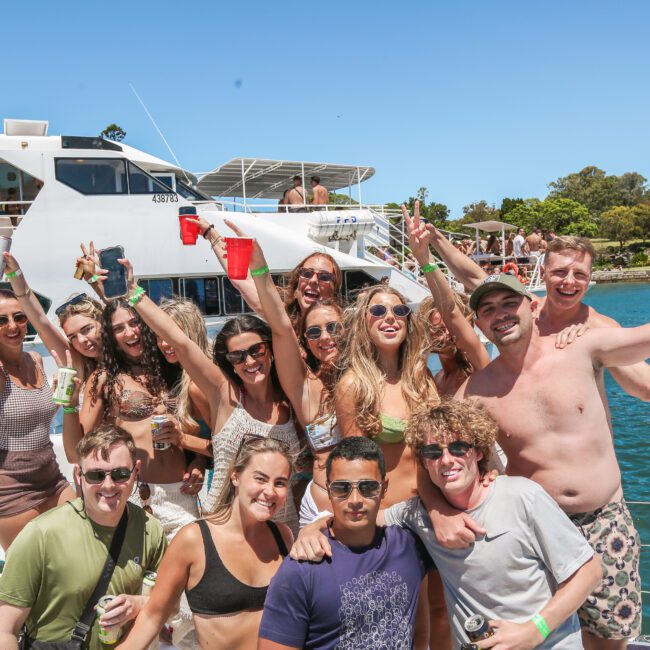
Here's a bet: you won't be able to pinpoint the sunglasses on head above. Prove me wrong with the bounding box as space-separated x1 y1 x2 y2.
55 293 90 317
304 321 342 340
419 440 473 460
298 268 335 283
80 466 134 484
225 341 269 365
0 312 28 327
328 479 383 499
367 304 411 318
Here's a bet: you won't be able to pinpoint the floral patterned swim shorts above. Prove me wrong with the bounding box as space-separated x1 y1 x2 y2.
569 498 642 640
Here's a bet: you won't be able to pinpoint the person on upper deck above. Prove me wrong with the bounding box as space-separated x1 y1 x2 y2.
286 176 308 213
310 176 329 209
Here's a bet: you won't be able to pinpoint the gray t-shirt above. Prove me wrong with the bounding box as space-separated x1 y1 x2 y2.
384 476 593 649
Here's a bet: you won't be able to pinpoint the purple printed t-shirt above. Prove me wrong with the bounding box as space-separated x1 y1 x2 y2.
259 525 432 650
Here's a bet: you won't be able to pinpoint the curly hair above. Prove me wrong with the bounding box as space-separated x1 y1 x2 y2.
405 398 497 476
57 295 104 380
160 298 210 436
281 252 342 333
89 299 165 421
335 286 438 439
212 314 282 394
208 437 293 523
418 294 474 375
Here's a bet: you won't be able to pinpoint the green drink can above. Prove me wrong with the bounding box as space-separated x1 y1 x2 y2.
95 595 122 645
141 571 157 596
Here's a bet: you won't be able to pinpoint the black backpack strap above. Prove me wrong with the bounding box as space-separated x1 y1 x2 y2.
70 508 129 644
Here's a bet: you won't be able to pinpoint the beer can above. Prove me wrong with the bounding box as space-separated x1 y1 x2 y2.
151 415 171 451
0 237 11 278
95 595 123 645
141 571 157 596
52 367 77 406
464 614 493 641
73 260 85 280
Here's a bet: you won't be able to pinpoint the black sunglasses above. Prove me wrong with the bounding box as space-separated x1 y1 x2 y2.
225 341 269 365
419 440 473 460
328 479 383 499
368 304 411 318
55 293 90 317
80 466 134 484
0 312 28 327
304 321 342 340
298 268 335 283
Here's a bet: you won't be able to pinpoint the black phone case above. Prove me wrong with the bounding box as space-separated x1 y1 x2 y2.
99 246 128 299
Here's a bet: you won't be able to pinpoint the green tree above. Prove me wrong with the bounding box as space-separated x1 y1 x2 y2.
633 203 650 242
459 200 500 224
328 192 358 206
500 197 524 217
506 198 597 237
547 166 648 217
600 206 641 250
100 123 126 142
387 187 450 228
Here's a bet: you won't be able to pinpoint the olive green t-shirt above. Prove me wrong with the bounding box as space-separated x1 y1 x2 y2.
0 499 167 649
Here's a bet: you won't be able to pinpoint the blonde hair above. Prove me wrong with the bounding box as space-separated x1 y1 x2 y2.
207 438 294 522
405 398 497 476
418 294 474 375
543 236 595 266
159 298 210 436
336 286 438 438
57 295 104 380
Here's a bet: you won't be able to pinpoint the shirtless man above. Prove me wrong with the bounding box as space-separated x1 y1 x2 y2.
424 221 650 401
526 227 543 254
439 273 648 649
310 175 328 208
286 176 308 213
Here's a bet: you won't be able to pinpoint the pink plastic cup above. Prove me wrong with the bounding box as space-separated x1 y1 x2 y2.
225 237 253 280
179 215 200 245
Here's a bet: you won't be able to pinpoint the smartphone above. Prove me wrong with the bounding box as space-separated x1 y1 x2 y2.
98 246 128 299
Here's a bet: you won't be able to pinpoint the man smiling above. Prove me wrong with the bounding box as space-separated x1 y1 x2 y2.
258 437 431 650
0 426 166 650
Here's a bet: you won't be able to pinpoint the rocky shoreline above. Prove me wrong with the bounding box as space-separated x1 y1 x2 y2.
592 268 650 283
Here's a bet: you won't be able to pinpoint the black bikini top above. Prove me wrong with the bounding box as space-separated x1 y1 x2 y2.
186 518 289 615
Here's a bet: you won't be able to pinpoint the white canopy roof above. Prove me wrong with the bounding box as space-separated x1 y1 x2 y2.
197 158 375 199
463 220 517 232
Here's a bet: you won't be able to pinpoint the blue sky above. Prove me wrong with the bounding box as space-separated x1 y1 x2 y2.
4 0 650 217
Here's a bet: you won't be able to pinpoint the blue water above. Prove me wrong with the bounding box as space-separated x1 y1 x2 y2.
583 282 650 634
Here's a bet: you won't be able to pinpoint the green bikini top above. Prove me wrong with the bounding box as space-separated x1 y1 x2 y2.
377 413 408 444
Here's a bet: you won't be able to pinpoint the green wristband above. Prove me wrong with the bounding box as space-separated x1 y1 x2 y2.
531 614 550 639
88 274 100 284
251 266 270 277
421 262 439 274
128 286 145 306
63 406 79 414
5 269 22 280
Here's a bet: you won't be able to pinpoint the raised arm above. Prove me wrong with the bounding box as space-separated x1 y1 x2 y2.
120 259 229 410
51 349 84 462
403 204 490 372
187 217 265 316
225 220 310 414
426 225 488 291
3 252 73 369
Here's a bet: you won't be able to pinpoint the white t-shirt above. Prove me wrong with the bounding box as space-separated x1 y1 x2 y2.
384 476 593 649
513 235 525 257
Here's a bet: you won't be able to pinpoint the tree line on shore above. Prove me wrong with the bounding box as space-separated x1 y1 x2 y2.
388 166 650 252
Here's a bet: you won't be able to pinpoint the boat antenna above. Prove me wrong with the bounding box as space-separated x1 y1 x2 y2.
129 83 193 186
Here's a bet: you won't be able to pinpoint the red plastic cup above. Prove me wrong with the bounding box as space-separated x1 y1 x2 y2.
179 215 200 245
225 237 253 280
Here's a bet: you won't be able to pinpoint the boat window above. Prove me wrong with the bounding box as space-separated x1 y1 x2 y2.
343 270 380 300
222 278 253 315
127 162 174 194
181 277 222 316
152 174 176 191
55 158 127 195
138 278 174 304
0 160 43 225
176 179 210 201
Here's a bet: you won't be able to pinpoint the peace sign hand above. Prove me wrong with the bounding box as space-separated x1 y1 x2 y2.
402 200 434 265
